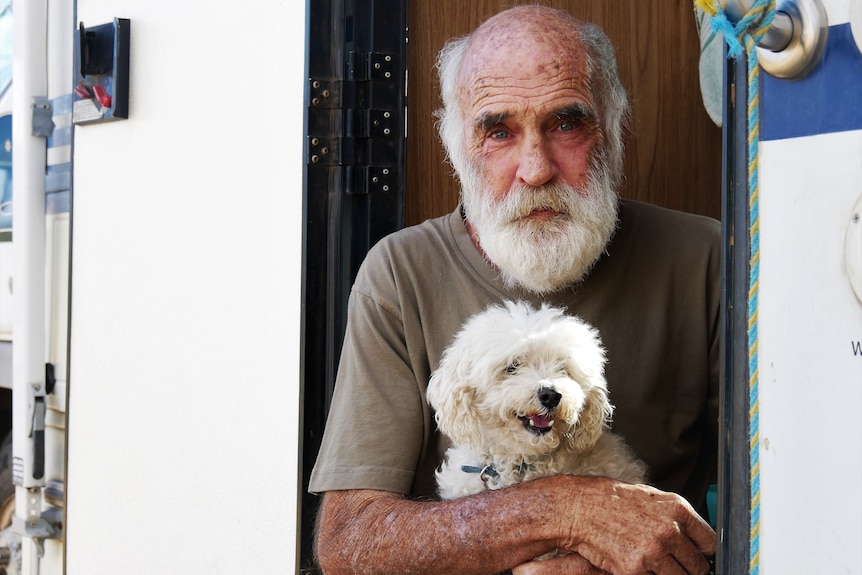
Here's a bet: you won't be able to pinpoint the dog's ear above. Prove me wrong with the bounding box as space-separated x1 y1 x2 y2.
556 315 612 452
427 363 483 449
570 377 613 452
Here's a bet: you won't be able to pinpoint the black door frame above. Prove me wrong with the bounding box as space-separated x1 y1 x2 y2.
299 3 751 573
717 49 753 575
300 0 408 570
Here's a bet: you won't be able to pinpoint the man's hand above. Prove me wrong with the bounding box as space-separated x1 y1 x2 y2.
557 479 716 575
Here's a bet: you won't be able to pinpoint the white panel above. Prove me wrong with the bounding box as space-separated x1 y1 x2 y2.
45 145 70 168
66 1 305 574
848 195 862 304
823 0 851 24
852 0 862 52
46 0 73 100
45 213 69 385
759 130 862 574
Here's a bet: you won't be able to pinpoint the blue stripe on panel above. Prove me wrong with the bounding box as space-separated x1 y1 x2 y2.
761 23 862 141
45 169 71 194
46 190 70 215
46 162 72 212
48 126 72 148
52 94 74 116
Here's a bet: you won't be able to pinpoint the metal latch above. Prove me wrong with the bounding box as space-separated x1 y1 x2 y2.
29 396 45 481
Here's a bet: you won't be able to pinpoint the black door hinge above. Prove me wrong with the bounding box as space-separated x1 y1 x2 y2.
306 51 401 196
347 51 396 81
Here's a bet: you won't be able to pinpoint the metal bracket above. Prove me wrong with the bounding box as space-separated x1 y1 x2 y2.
307 50 396 108
345 166 394 195
11 507 63 557
308 79 338 109
308 136 340 166
722 0 828 80
347 51 395 81
11 513 60 539
31 97 55 138
757 0 829 80
345 108 394 139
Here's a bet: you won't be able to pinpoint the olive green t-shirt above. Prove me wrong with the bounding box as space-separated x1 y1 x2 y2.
309 200 720 514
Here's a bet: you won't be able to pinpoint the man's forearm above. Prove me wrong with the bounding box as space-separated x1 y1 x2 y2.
315 481 572 575
314 475 717 575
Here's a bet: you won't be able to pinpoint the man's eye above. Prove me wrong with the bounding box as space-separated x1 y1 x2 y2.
559 121 575 132
490 129 509 139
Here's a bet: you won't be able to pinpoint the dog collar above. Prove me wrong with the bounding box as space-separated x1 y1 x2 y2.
460 461 532 482
460 465 499 482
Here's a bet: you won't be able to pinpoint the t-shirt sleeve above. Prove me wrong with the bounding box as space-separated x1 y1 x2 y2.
308 272 428 494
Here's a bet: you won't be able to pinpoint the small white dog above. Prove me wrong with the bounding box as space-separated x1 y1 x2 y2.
427 301 647 500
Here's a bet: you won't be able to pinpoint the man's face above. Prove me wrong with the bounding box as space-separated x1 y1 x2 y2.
456 24 619 294
459 42 601 206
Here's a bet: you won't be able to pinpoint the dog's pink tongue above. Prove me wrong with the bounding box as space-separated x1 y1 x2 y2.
531 414 553 428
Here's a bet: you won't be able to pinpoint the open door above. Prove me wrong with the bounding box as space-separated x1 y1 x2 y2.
300 0 722 570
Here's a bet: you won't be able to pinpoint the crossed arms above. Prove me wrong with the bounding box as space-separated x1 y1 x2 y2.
315 475 716 575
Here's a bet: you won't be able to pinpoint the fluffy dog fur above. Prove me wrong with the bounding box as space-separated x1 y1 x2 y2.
427 301 647 500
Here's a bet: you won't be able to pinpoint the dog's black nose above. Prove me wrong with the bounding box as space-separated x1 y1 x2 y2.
537 387 561 409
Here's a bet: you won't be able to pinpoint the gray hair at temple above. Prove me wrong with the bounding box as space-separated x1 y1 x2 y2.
434 9 630 192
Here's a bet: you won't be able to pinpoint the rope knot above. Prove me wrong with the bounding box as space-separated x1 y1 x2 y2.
696 0 777 58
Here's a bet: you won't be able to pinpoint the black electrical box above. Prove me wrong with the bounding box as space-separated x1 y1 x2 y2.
73 18 130 125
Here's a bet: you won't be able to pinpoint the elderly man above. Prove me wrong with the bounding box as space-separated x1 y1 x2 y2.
310 5 719 575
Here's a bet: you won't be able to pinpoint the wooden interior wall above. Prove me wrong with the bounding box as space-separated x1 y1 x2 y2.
405 1 722 226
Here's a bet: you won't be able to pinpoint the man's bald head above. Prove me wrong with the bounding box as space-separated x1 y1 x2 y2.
435 5 629 189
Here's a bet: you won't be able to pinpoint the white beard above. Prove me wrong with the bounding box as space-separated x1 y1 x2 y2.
462 159 619 294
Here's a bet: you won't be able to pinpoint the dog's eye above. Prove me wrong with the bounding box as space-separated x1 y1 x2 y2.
504 360 520 374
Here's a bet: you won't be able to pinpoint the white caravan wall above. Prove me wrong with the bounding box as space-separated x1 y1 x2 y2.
757 1 862 573
66 1 305 573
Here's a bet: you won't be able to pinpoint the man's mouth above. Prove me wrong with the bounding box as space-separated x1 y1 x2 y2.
518 413 555 434
527 207 561 219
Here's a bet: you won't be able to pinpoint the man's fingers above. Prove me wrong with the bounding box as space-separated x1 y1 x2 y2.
648 517 713 575
668 534 714 575
647 554 691 575
681 513 718 555
512 553 607 575
579 539 710 575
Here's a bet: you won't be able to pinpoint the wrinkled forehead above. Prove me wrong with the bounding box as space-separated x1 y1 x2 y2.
457 10 591 109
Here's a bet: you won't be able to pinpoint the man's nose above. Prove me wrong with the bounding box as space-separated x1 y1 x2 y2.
515 137 556 187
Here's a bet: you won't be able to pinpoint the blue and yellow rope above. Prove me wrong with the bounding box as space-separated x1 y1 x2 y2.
694 1 776 573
